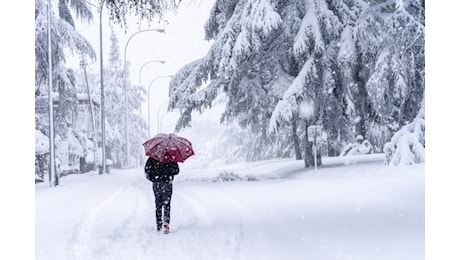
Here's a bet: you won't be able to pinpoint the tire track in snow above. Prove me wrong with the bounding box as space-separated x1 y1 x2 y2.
174 187 215 229
187 185 265 259
94 182 154 260
69 185 127 259
199 185 269 259
68 178 154 260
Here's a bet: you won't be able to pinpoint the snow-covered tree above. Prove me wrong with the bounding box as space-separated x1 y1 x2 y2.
270 0 369 165
103 0 180 29
171 0 302 161
355 0 425 148
35 0 95 95
99 28 125 167
384 95 424 165
98 28 146 167
169 0 425 166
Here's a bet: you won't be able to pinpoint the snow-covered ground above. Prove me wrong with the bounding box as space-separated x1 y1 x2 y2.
35 154 424 260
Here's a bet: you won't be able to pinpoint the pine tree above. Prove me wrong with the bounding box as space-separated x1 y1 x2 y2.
35 0 95 95
269 0 370 166
171 0 299 161
169 0 425 165
103 0 180 29
101 28 125 167
354 0 425 149
99 28 146 167
384 94 425 165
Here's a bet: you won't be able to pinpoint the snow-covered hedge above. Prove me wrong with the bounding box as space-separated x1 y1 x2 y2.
35 129 49 155
384 102 425 166
340 135 374 156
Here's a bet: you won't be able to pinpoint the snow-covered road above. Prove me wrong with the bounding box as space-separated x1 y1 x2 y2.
36 155 424 260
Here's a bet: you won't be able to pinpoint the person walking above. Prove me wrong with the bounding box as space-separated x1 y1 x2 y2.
145 157 180 234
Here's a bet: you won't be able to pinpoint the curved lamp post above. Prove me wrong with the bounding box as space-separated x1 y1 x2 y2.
138 59 166 118
157 101 168 133
136 59 165 166
139 60 166 86
123 28 165 168
160 111 169 133
147 75 173 137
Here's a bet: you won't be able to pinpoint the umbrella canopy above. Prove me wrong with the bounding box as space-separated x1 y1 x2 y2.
143 133 195 163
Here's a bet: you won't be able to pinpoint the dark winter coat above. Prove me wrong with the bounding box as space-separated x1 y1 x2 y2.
145 157 180 182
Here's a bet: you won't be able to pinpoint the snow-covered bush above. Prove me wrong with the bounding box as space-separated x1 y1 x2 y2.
35 129 49 155
35 130 49 179
384 102 425 165
340 135 374 156
211 171 257 182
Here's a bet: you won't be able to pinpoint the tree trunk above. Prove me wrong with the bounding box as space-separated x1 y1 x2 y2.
355 51 372 137
304 120 314 168
292 118 302 160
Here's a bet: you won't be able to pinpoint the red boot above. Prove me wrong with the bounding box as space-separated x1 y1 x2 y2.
163 222 170 234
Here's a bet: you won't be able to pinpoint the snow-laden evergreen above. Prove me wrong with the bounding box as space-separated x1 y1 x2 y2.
384 96 425 165
35 0 95 91
169 0 424 165
356 0 425 135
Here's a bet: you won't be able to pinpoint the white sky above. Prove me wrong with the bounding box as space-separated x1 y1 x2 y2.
36 155 426 259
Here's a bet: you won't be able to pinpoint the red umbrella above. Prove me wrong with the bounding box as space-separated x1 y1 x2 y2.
143 133 195 163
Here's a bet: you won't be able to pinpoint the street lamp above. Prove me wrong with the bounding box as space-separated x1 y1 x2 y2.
137 59 166 166
147 75 173 137
139 60 166 86
157 101 168 133
160 111 169 133
123 28 165 168
138 59 166 118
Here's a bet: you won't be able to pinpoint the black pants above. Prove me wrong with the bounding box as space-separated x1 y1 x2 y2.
152 181 173 225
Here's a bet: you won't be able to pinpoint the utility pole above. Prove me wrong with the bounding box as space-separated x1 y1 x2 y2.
99 0 107 174
47 0 57 187
80 56 97 170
